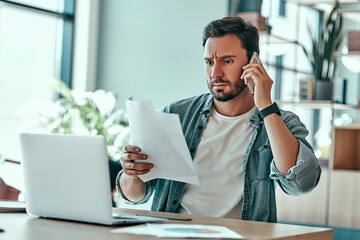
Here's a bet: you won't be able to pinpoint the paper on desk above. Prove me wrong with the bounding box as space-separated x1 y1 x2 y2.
147 224 244 239
111 224 155 236
111 224 244 239
126 98 199 185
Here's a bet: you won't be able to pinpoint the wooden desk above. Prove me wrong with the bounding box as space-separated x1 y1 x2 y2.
0 208 332 240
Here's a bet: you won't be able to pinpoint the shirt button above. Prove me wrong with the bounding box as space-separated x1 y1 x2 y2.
173 200 178 204
197 125 203 130
190 149 195 153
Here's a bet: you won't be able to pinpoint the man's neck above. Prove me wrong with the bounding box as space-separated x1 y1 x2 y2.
213 90 255 117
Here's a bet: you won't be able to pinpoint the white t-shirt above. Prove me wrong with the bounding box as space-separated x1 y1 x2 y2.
179 106 256 218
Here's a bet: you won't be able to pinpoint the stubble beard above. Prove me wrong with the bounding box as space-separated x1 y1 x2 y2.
207 77 247 102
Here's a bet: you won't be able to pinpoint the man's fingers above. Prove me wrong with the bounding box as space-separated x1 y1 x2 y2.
123 145 141 153
123 169 151 176
121 153 148 162
122 161 153 170
121 145 152 177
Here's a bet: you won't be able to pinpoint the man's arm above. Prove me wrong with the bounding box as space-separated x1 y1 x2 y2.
268 113 321 195
118 145 153 202
242 61 299 174
261 109 299 175
242 61 320 194
119 173 147 202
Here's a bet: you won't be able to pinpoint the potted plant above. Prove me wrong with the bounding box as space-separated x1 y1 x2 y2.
301 3 343 100
16 79 130 161
16 79 130 202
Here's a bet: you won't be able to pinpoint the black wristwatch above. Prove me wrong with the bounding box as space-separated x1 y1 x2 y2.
258 102 281 120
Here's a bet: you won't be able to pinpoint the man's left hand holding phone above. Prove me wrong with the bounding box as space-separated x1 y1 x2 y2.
245 52 261 95
241 52 273 111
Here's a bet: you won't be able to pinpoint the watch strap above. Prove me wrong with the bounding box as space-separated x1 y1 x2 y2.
258 102 281 120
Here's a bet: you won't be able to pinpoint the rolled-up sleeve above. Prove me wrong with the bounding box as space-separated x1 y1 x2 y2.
269 113 322 195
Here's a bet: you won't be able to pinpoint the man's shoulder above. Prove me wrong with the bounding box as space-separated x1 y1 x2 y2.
163 93 212 113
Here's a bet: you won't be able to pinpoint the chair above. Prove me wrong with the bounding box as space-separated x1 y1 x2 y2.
0 177 20 200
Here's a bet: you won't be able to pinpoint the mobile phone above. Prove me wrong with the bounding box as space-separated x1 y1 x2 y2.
247 52 261 95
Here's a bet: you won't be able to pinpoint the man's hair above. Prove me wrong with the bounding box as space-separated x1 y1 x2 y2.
203 17 259 61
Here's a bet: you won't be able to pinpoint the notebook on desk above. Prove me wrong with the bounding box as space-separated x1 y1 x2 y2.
19 133 165 226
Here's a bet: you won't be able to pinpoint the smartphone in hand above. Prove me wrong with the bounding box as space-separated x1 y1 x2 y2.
247 52 261 95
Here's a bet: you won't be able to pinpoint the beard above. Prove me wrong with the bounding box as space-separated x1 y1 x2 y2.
207 77 247 102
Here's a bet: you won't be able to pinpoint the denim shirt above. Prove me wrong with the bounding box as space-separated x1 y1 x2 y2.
116 93 321 222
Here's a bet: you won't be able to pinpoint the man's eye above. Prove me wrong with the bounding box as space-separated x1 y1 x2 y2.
206 60 214 66
224 59 233 64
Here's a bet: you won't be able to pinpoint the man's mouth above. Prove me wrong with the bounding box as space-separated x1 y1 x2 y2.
210 79 230 88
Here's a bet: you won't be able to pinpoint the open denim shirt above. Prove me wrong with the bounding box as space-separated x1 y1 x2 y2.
116 93 321 222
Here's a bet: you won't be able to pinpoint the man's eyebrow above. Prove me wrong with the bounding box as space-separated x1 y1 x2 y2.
204 55 237 60
220 55 237 59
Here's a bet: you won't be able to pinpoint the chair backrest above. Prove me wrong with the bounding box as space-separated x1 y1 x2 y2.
0 177 20 200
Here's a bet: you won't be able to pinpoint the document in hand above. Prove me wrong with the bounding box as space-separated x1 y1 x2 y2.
126 98 200 185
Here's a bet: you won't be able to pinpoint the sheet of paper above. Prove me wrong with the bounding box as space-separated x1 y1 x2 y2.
111 224 155 235
126 98 199 185
111 224 244 239
146 224 245 239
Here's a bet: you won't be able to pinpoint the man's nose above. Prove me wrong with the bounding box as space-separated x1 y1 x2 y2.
210 62 223 79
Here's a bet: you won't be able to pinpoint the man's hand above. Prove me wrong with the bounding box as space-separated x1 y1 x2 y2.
241 60 299 175
119 145 153 202
121 145 154 176
241 59 273 110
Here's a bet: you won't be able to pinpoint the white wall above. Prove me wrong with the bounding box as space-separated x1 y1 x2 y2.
96 0 228 110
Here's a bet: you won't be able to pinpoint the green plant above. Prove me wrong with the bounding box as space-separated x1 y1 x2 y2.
16 79 130 161
301 4 343 82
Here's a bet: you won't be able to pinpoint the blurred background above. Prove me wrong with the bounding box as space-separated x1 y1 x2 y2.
0 0 360 239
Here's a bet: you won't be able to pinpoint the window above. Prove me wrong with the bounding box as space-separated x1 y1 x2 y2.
0 0 75 194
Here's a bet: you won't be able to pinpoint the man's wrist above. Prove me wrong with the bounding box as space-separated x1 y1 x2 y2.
258 102 281 120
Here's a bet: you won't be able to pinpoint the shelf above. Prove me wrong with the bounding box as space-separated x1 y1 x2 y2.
334 51 360 60
283 0 360 5
283 1 360 13
335 123 360 130
263 62 312 75
337 9 360 22
277 100 357 110
259 33 297 45
334 51 360 56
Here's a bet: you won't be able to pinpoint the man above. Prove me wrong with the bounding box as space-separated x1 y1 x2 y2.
116 17 321 222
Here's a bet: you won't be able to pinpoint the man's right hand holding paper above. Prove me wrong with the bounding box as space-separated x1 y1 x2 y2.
119 145 153 202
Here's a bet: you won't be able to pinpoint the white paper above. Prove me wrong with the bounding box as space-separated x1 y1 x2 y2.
146 224 244 239
111 224 155 235
126 98 200 185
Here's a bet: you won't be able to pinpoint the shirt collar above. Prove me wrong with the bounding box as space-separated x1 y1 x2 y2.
200 93 262 128
200 93 214 117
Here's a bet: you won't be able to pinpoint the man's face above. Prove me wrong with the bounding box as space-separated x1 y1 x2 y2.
204 34 249 102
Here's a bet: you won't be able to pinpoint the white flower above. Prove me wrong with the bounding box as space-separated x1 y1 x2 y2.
71 90 88 106
68 108 90 135
114 127 130 146
107 125 122 135
91 90 116 116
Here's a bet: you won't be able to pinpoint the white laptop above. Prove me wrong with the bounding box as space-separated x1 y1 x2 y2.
19 133 165 226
